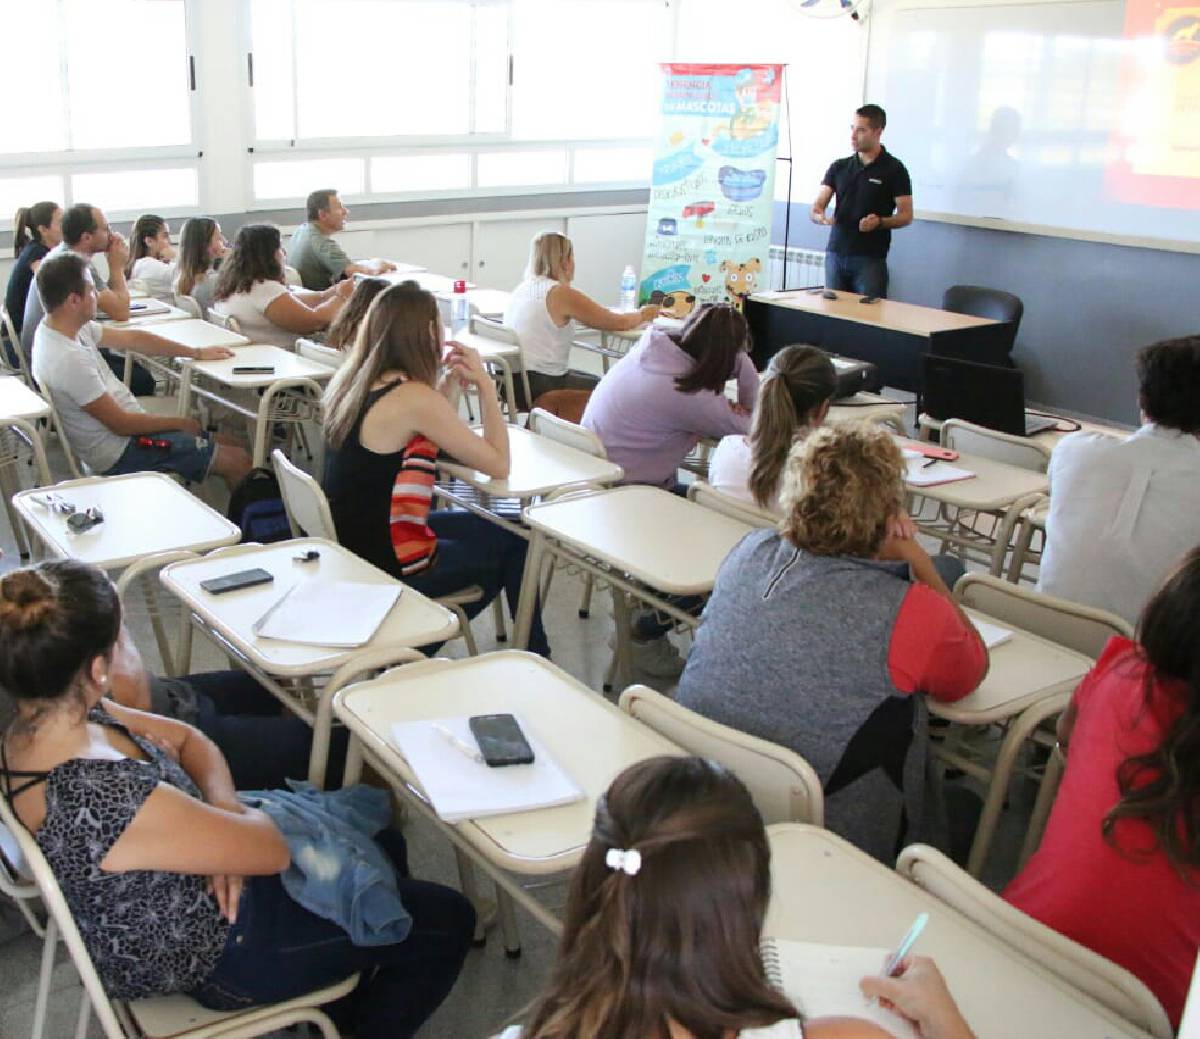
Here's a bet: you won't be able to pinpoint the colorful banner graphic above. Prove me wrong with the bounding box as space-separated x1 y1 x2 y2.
638 63 785 314
1107 0 1200 208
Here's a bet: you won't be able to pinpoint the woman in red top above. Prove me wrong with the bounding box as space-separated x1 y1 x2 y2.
1004 545 1200 1028
321 281 549 655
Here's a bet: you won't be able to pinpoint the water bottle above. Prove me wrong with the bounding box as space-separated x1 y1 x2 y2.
619 265 637 311
450 279 470 336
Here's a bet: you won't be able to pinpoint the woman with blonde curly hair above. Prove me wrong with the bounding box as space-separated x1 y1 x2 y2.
676 424 987 861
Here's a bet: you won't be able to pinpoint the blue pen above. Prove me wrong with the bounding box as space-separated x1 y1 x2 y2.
881 912 929 980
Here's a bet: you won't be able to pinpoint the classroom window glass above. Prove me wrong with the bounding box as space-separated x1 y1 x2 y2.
71 169 199 214
0 176 68 224
370 154 473 193
572 146 653 184
253 157 366 200
477 149 568 187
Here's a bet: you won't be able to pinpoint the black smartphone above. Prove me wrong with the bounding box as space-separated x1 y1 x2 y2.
232 365 275 374
468 714 535 768
199 568 274 595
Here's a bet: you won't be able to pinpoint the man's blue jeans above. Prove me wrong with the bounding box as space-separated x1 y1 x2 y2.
825 252 889 298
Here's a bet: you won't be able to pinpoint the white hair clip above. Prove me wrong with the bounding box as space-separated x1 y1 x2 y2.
605 847 642 876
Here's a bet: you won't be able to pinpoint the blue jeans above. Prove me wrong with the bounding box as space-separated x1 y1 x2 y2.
404 509 550 657
825 253 889 298
193 829 475 1039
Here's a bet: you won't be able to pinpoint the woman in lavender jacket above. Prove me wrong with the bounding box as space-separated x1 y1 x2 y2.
581 304 758 490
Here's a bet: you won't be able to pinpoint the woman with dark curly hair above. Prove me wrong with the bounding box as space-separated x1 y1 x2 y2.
1006 545 1200 1029
676 424 987 862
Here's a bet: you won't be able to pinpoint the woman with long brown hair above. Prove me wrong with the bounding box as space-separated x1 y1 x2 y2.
1005 545 1200 1029
126 213 176 297
173 217 227 316
503 756 973 1039
322 280 549 655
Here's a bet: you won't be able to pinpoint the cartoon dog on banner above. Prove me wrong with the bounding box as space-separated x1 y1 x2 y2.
720 258 762 310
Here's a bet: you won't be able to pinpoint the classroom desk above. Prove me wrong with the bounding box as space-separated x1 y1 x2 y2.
14 472 241 670
918 412 1131 450
125 319 252 390
102 302 193 328
745 289 1004 391
437 425 624 537
0 376 53 557
160 538 459 786
435 286 510 320
764 825 1151 1039
513 486 753 689
381 271 475 293
451 329 528 422
175 345 333 467
900 437 1049 575
931 609 1092 876
332 651 681 940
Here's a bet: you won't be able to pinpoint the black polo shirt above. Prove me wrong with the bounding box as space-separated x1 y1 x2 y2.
822 146 912 259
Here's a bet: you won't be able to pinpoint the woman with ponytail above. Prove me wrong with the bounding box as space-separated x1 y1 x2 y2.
502 756 973 1039
127 213 177 298
709 345 837 512
1005 545 1200 1029
5 201 62 335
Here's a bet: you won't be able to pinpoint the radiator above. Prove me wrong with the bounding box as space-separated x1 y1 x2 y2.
768 245 826 291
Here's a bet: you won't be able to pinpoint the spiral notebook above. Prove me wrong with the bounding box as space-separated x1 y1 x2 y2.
756 938 919 1038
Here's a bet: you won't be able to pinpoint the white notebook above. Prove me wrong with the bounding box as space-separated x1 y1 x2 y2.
905 461 976 487
252 579 400 647
758 939 919 1038
390 715 584 823
973 620 1014 650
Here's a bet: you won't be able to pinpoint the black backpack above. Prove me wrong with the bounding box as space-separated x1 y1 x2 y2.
227 467 291 544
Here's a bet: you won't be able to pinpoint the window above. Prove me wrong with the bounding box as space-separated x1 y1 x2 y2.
370 154 473 193
71 168 199 213
253 158 366 201
477 149 568 187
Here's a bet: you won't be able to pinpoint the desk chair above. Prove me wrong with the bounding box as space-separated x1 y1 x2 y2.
947 574 1132 875
470 315 533 421
1 824 61 1039
30 373 84 479
897 843 1172 1039
296 338 345 369
0 795 358 1039
687 480 778 529
1007 494 1049 584
942 285 1023 359
207 310 242 336
270 448 489 656
915 418 1050 577
173 293 202 319
2 305 32 384
620 685 824 826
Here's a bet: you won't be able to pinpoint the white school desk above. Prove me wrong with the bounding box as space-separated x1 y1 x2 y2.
437 425 624 537
14 472 240 670
434 286 510 320
124 319 252 390
450 329 527 422
764 825 1151 1039
930 609 1092 877
513 486 754 689
160 538 459 787
332 651 681 940
102 302 192 328
175 345 333 467
380 270 475 293
379 260 427 275
0 376 53 557
828 392 909 434
918 412 1131 450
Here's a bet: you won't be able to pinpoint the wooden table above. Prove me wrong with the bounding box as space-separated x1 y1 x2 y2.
513 486 753 689
175 345 334 467
332 651 681 943
765 825 1152 1039
0 376 53 557
160 538 459 786
746 289 1005 391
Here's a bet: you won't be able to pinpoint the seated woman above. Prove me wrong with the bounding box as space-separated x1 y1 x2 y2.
5 201 62 339
709 344 837 511
211 225 351 350
502 755 975 1039
324 276 388 351
1004 546 1200 1029
503 232 659 409
322 281 549 656
0 560 474 1039
173 217 228 317
127 214 177 299
676 425 987 862
582 303 759 490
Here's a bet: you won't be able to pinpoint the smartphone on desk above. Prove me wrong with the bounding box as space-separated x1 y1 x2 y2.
233 365 275 374
468 713 535 768
200 568 274 595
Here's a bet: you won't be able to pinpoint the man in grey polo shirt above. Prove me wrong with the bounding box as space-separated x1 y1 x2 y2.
286 188 397 290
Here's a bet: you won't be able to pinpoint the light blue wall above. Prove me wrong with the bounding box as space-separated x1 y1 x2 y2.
773 203 1200 425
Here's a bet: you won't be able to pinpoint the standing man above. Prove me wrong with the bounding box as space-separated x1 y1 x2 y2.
811 104 913 298
287 188 397 290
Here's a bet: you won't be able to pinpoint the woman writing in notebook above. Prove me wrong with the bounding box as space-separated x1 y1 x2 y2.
322 280 550 656
0 560 474 1038
500 756 974 1038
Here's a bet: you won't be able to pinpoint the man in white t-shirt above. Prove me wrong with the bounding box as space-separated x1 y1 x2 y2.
1038 335 1200 626
31 252 252 487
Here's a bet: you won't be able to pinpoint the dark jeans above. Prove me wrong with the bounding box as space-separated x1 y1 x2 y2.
824 252 889 298
100 346 156 396
193 829 475 1039
405 509 550 657
187 670 349 789
930 554 966 592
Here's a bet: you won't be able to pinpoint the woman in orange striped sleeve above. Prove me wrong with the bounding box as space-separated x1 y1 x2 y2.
321 281 549 655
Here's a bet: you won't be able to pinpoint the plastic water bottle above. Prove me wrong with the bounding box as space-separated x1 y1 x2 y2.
450 279 470 336
619 265 637 311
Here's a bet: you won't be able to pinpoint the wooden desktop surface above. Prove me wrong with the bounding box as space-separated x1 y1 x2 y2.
751 289 1000 338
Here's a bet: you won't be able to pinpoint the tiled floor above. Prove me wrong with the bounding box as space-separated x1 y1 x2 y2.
0 387 1040 1038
